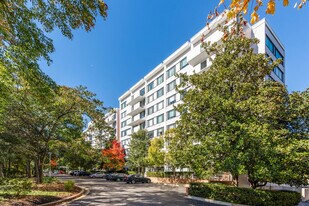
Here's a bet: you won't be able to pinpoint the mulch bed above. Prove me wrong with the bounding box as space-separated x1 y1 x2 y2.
2 183 81 206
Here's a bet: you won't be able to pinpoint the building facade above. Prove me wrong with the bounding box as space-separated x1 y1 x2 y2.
118 16 285 154
84 108 120 149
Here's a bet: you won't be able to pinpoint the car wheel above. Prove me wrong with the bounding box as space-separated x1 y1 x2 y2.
117 178 120 182
132 180 135 184
147 180 151 183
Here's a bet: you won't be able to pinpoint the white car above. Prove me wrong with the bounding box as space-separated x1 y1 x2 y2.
90 172 106 178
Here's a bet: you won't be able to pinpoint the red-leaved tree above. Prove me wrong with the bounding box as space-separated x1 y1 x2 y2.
102 140 125 172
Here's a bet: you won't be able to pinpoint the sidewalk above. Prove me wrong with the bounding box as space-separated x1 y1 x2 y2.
299 202 309 206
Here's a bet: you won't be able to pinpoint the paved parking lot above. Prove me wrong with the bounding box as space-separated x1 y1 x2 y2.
58 176 222 206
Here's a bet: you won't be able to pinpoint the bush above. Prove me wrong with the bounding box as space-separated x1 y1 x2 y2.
64 180 75 192
0 178 32 196
128 171 136 175
43 176 59 184
189 182 301 206
146 171 194 178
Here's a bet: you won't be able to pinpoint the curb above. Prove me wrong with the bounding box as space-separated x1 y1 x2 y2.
185 195 249 206
40 186 89 206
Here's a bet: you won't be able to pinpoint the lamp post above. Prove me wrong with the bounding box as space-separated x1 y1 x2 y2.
48 152 52 177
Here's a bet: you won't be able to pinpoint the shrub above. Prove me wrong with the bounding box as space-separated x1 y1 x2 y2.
146 171 194 178
0 178 32 196
189 182 301 206
43 176 59 184
64 180 75 192
128 171 136 175
146 172 165 178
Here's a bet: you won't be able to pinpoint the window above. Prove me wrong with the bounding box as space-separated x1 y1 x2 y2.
157 74 164 85
148 131 154 138
157 127 164 136
147 94 154 103
140 122 145 130
147 106 154 115
167 109 176 120
121 111 126 118
167 94 176 106
121 101 126 109
266 35 284 66
140 111 145 118
140 88 145 96
167 80 176 92
201 60 207 70
157 100 164 111
167 66 176 79
273 67 284 81
147 81 154 91
121 120 127 128
148 118 154 127
167 123 176 130
157 87 164 98
121 129 129 137
157 114 164 124
180 57 188 69
140 99 145 107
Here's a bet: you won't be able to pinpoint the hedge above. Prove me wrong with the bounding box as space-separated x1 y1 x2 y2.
189 182 301 206
146 172 193 178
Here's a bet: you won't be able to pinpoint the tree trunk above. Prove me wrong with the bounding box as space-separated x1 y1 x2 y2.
35 158 44 184
0 163 4 178
26 160 31 178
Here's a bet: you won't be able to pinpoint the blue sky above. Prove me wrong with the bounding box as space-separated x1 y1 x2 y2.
41 0 309 108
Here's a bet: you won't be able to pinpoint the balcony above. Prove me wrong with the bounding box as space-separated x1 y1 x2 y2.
187 46 208 67
128 117 145 127
127 106 145 116
106 115 116 124
128 94 145 106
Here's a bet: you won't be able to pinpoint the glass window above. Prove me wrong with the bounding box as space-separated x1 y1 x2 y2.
121 101 126 109
167 123 176 130
167 66 176 79
147 106 154 115
140 88 145 96
167 80 176 92
147 81 154 92
201 60 207 70
167 109 176 120
157 114 164 124
121 111 126 118
148 118 154 127
157 87 164 98
167 94 176 106
148 131 154 138
157 74 164 85
121 120 127 128
140 122 145 130
147 94 154 103
180 57 188 69
273 67 284 81
266 35 275 53
140 111 145 118
157 127 164 136
157 101 164 111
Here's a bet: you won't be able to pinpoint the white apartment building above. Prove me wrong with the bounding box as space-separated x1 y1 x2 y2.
118 16 285 154
84 108 120 149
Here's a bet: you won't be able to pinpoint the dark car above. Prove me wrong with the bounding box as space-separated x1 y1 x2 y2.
108 173 127 181
77 171 91 176
126 174 151 184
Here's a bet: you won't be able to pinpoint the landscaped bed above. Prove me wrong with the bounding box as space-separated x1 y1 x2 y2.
0 178 81 206
189 182 301 206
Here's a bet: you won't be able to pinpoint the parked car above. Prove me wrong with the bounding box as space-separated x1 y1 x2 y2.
108 173 127 181
90 172 106 178
77 171 91 176
69 170 80 176
126 174 151 184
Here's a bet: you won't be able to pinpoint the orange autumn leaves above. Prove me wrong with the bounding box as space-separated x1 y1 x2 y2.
220 0 307 24
102 140 125 171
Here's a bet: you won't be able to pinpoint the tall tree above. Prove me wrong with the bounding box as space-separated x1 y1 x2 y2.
127 130 150 174
102 140 125 172
176 18 309 188
147 136 165 170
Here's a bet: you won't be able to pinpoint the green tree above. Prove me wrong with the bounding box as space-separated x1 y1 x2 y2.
127 130 150 174
147 136 165 171
0 0 108 68
176 18 308 188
